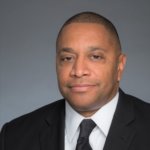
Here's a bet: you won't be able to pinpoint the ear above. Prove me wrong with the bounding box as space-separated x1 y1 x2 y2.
117 53 127 81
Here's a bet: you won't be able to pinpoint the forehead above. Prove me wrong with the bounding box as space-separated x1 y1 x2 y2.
57 23 116 50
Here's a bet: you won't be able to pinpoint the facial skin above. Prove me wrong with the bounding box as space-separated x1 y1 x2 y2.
56 23 126 117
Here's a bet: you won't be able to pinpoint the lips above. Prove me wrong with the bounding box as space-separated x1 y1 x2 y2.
68 84 96 92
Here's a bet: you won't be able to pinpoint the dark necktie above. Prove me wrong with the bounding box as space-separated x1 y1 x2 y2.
76 119 96 150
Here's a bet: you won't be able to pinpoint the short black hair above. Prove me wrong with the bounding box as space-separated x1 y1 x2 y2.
56 11 121 51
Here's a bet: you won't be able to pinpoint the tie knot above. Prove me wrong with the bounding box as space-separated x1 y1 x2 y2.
79 119 96 138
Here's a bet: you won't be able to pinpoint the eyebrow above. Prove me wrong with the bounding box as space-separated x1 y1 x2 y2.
57 46 107 54
87 46 107 52
58 47 74 53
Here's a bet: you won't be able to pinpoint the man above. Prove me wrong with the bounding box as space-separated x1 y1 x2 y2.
0 11 150 150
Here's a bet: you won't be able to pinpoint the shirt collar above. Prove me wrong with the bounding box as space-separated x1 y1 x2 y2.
65 92 119 142
91 92 119 136
65 101 84 142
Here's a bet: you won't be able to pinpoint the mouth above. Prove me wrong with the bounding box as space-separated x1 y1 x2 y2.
68 84 97 92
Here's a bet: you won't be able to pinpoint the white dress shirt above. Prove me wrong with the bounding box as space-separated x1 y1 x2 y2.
65 92 119 150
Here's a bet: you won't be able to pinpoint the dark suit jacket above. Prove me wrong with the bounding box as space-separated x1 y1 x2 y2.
1 89 150 150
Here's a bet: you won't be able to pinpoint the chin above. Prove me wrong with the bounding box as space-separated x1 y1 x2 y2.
69 98 98 110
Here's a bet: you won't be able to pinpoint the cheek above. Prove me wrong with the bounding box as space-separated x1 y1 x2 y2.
57 67 70 84
95 65 118 84
94 66 110 79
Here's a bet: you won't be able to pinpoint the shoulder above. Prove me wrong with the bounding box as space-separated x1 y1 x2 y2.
120 89 150 119
1 99 65 132
126 92 150 110
0 100 65 148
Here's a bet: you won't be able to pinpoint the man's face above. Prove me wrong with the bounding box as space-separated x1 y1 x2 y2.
56 23 126 116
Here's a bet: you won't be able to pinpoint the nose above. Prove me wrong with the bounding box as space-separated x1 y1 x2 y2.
70 57 90 78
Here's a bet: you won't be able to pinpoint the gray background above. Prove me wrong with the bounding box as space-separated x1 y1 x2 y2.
0 0 150 129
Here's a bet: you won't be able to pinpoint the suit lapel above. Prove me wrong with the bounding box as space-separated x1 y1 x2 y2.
39 100 65 150
103 90 136 150
38 90 137 150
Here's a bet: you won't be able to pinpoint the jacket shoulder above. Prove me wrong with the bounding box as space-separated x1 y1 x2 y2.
123 91 150 119
1 99 65 132
0 100 65 149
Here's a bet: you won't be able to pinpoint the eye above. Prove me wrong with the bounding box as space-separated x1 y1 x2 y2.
60 56 74 62
90 54 104 61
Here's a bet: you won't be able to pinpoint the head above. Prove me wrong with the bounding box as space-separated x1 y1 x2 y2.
56 12 126 117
